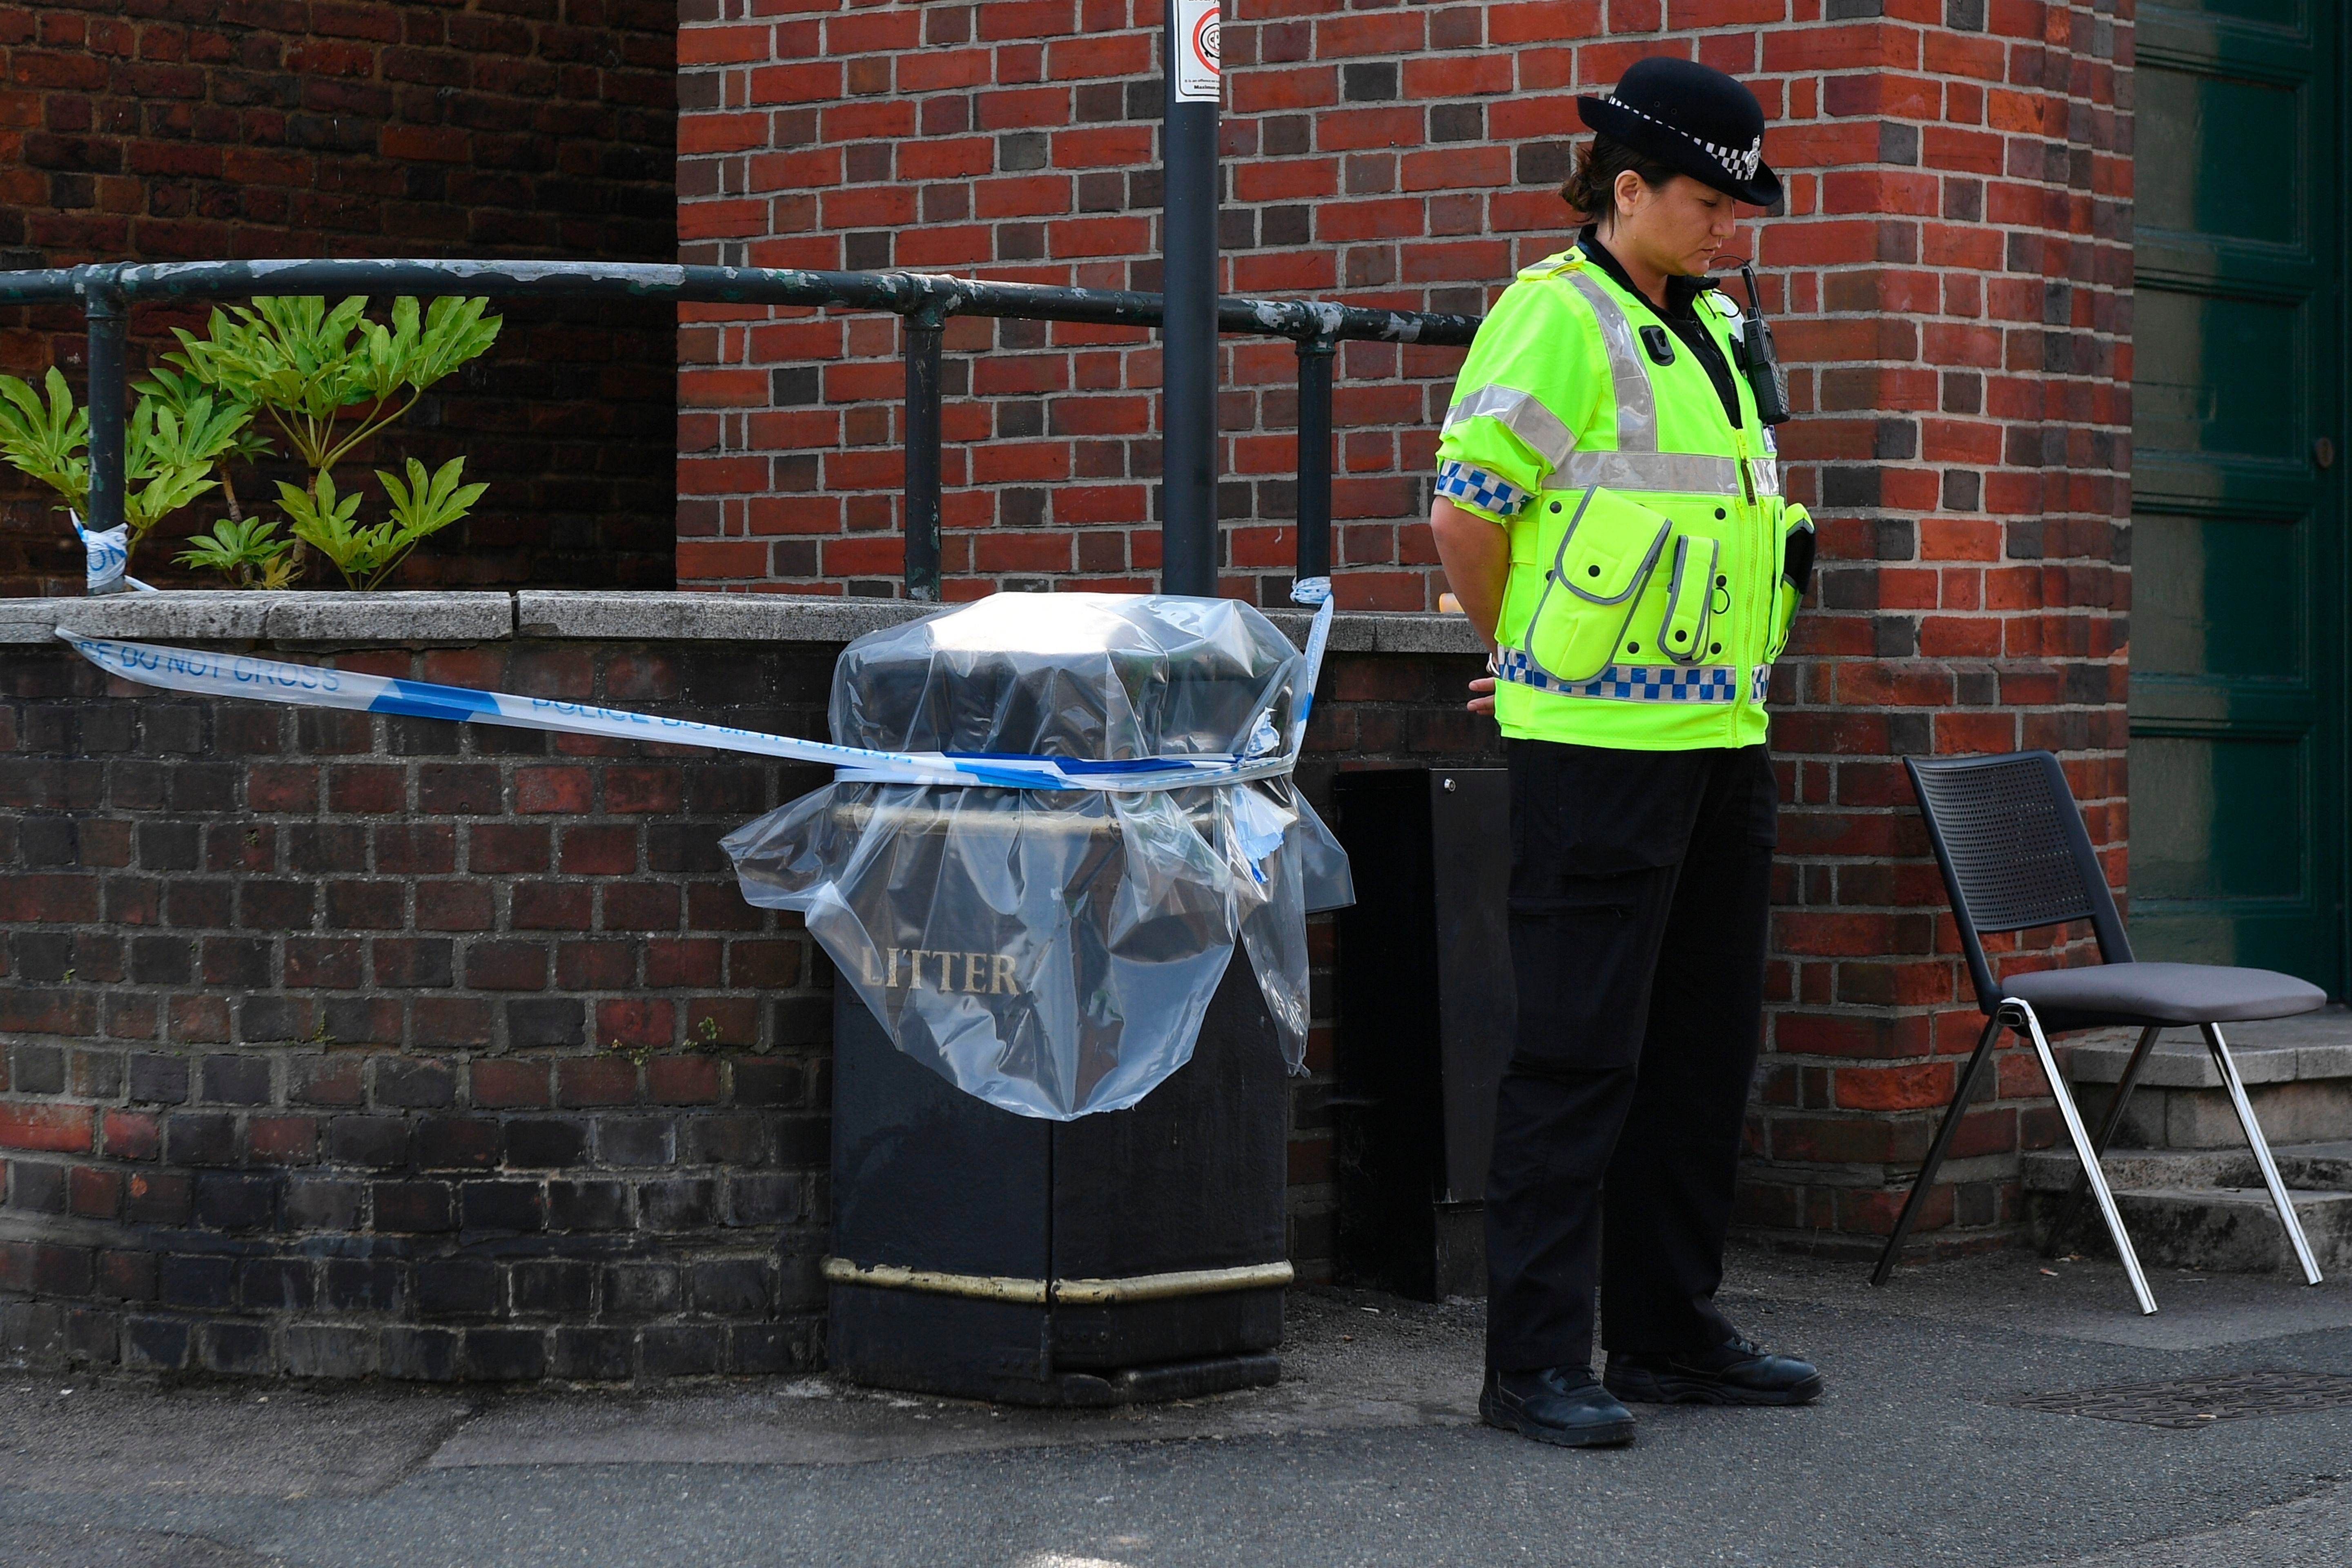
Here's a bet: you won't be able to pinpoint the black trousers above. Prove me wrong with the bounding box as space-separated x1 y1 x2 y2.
1484 739 1775 1374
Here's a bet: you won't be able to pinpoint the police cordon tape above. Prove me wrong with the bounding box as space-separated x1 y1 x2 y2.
52 588 1334 794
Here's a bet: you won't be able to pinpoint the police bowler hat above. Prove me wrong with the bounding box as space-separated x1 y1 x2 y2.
1576 57 1782 207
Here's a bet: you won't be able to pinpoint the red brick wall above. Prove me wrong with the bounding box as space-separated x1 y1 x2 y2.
0 0 679 596
1744 0 2133 1251
675 1 2135 1253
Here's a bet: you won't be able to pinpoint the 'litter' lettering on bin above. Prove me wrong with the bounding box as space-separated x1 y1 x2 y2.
862 947 1019 995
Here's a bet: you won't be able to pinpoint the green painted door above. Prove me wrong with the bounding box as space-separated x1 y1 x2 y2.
2129 1 2345 990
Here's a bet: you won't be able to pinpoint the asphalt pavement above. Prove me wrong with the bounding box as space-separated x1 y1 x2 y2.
4 1245 2352 1566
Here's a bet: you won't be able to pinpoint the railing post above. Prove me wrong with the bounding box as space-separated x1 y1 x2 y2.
902 294 947 603
1159 0 1222 595
1293 333 1336 594
81 265 129 538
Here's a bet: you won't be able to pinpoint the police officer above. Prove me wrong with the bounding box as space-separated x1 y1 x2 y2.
1430 57 1824 1448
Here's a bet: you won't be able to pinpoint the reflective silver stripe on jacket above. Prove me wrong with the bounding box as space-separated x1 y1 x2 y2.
1441 417 1775 499
1558 450 1742 495
1440 384 1575 470
1561 268 1658 453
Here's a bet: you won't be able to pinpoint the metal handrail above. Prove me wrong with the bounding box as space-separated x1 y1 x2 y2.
0 259 1483 600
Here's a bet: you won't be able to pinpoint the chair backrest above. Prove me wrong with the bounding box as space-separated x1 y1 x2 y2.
1904 751 2134 1016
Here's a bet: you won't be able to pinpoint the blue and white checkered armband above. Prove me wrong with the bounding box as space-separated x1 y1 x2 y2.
1434 459 1530 519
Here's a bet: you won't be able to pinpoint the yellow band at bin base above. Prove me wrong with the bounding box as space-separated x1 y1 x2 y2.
820 1256 1296 1306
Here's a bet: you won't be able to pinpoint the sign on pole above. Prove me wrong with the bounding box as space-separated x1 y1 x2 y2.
1174 0 1220 103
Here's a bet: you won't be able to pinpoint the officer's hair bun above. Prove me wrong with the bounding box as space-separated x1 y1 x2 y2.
1562 136 1682 220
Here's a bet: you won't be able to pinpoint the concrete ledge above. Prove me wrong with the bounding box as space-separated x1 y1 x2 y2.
2 590 516 644
2 589 1488 656
1260 606 1485 655
514 590 930 643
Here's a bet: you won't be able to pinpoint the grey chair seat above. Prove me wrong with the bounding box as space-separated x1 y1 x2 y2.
2004 961 2327 1029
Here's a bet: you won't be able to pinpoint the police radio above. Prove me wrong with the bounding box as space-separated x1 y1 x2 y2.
1735 262 1793 426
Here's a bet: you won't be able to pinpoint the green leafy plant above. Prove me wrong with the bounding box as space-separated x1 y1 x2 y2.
0 292 502 591
606 1036 660 1069
136 364 275 524
168 295 500 478
125 395 246 533
175 516 299 589
0 368 250 564
167 294 503 591
274 458 486 590
0 368 88 505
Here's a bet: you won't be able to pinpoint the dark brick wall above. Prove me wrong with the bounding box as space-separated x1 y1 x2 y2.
0 0 678 596
0 631 1494 1378
0 634 839 1380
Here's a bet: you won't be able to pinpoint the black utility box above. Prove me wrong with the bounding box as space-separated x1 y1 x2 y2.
826 952 1290 1406
1331 768 1515 1301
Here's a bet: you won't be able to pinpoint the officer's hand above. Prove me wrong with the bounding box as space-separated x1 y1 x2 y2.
1467 674 1497 716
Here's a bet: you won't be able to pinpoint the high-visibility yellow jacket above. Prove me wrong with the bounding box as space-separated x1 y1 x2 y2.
1435 243 1811 751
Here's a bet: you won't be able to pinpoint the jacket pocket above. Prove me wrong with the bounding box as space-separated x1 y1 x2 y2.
1655 532 1718 666
1521 486 1673 683
1763 504 1815 663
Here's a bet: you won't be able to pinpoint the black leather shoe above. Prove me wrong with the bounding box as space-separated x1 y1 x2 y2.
1604 1336 1824 1406
1480 1367 1637 1448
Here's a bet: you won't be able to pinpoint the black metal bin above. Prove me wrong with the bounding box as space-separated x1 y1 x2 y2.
825 951 1290 1405
782 595 1314 1406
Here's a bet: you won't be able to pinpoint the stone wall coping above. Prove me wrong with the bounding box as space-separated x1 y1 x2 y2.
0 590 1487 656
0 590 517 645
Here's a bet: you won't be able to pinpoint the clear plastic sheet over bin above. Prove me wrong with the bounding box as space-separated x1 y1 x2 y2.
722 593 1352 1120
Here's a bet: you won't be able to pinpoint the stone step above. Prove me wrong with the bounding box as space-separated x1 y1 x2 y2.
2023 1143 2352 1274
2060 1007 2352 1150
2022 1140 2352 1195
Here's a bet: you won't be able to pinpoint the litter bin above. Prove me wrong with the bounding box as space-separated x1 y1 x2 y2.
826 953 1287 1405
725 594 1343 1404
1330 768 1514 1301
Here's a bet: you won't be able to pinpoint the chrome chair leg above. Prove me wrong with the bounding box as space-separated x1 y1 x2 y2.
2045 1024 2164 1255
1871 1014 2004 1287
2202 1022 2323 1286
2012 1000 2157 1315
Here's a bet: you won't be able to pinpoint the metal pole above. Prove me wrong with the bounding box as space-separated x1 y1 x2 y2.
1160 0 1222 595
82 265 128 538
903 300 946 603
1293 335 1334 592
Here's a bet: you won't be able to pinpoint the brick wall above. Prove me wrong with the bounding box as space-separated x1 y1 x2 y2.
0 614 1493 1376
0 0 679 596
1741 0 2134 1253
674 0 2135 1256
0 629 839 1379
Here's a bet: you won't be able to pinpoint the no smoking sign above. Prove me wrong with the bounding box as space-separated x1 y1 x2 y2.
1175 0 1220 102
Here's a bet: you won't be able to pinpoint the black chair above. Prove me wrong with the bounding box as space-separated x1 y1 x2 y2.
1871 751 2326 1313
